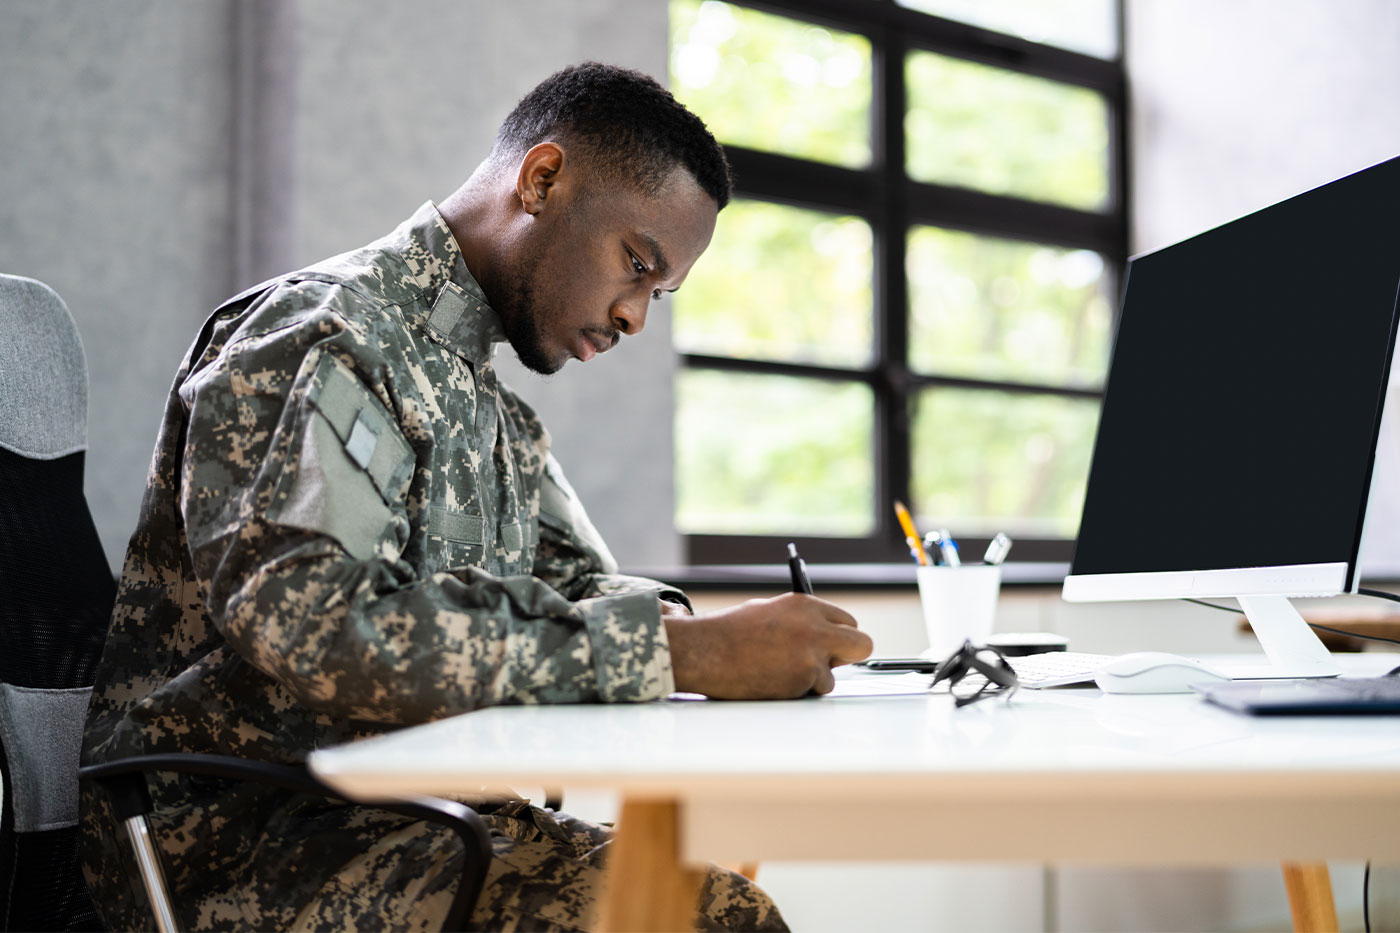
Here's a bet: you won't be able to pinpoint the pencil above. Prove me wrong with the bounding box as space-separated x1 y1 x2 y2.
892 500 930 566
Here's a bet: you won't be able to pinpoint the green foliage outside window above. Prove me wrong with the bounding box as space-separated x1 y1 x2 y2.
911 388 1100 537
906 50 1110 211
907 226 1112 386
670 0 872 168
673 200 874 367
668 0 1119 547
676 370 875 536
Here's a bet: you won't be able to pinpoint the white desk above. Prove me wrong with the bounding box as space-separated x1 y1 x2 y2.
308 655 1400 931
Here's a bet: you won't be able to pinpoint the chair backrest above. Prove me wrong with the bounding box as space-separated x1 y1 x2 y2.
0 274 114 931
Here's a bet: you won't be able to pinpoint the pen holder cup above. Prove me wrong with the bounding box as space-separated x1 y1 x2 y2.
916 564 1003 660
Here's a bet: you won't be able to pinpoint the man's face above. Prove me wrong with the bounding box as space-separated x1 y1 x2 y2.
497 157 718 375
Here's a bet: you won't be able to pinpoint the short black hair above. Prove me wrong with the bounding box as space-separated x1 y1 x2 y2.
492 62 732 209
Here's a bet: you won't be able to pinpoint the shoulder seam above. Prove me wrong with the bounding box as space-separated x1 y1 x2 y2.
283 274 427 325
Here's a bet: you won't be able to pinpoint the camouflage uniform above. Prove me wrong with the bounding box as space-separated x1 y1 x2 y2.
80 203 786 931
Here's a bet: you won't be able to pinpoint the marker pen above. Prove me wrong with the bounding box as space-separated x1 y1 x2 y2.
787 542 813 594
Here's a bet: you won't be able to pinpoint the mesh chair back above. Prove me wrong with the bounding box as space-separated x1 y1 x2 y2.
0 274 114 931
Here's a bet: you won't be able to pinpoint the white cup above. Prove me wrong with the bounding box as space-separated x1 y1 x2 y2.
916 563 1003 660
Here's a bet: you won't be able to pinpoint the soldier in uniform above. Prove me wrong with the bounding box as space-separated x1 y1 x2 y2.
80 62 872 931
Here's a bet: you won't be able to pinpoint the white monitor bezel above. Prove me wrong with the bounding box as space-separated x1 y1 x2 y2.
1061 562 1351 603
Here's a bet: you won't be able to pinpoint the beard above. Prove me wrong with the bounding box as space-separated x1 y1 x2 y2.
497 241 563 375
503 281 559 375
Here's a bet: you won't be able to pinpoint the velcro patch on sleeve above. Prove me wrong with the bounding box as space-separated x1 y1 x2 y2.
425 505 486 545
305 354 415 505
267 353 417 560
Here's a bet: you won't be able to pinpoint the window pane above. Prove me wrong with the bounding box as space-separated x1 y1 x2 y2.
670 0 872 168
911 389 1099 538
907 226 1112 386
905 50 1110 211
676 370 874 536
896 0 1119 60
674 200 874 367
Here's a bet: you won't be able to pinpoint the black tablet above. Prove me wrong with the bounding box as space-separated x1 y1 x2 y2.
1193 678 1400 715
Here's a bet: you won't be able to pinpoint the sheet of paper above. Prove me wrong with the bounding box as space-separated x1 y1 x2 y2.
824 667 935 698
666 668 939 702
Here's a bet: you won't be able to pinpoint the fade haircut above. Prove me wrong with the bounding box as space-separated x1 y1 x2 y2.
491 62 732 209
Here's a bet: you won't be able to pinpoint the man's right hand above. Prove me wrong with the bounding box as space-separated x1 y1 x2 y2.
663 593 873 699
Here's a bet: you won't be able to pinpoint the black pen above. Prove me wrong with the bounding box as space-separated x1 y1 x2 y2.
786 542 813 595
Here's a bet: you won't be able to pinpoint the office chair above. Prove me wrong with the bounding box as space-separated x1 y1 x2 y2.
0 273 112 930
0 274 493 932
80 755 492 933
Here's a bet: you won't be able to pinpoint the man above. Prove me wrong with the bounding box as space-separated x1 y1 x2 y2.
81 62 872 931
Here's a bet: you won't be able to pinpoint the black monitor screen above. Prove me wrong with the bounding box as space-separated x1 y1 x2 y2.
1071 157 1400 585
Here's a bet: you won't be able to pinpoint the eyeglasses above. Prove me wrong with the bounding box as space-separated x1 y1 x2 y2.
930 640 1020 707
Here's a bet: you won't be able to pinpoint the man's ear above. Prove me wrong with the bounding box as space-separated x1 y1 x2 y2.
516 142 566 216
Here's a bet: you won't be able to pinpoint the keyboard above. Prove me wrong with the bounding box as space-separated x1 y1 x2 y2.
962 651 1117 690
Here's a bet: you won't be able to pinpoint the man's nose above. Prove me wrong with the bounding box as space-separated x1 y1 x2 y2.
611 293 648 337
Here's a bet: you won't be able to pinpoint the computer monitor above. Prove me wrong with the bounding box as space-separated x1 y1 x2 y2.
1062 155 1400 678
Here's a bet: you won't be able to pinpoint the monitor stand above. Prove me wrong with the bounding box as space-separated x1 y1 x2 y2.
1221 595 1342 679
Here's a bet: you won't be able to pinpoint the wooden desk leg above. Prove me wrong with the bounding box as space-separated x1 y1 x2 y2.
597 798 705 933
1281 862 1338 933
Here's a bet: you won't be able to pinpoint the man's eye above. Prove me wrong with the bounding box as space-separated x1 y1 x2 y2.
630 255 646 275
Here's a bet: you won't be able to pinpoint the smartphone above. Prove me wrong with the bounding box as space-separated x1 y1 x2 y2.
855 658 940 673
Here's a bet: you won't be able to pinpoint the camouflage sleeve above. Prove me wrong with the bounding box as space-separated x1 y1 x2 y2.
177 291 674 724
531 451 694 612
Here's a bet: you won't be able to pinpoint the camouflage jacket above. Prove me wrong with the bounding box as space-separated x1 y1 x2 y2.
80 202 682 927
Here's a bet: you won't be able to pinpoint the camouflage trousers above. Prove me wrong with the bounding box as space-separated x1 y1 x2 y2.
280 799 787 932
84 784 787 931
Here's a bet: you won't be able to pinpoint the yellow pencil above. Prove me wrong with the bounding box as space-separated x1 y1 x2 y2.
893 500 931 565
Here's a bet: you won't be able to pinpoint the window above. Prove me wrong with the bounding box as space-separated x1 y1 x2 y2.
670 0 1126 564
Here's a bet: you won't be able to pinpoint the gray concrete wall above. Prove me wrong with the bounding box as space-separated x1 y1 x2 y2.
287 0 680 569
1 0 239 569
0 0 678 571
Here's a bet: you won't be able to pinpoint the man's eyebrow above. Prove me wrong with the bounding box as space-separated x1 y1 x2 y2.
636 232 671 278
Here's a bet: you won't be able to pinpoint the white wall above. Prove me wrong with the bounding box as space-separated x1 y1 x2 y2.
1127 0 1400 581
1128 0 1400 256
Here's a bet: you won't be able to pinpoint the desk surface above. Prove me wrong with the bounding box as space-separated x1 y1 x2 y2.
309 654 1400 864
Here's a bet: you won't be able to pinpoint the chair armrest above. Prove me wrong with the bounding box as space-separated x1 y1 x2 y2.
80 753 492 932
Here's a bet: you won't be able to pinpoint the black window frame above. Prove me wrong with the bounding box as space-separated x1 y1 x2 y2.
677 0 1130 566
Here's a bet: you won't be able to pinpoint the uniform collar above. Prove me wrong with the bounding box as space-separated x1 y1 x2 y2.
392 201 506 365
